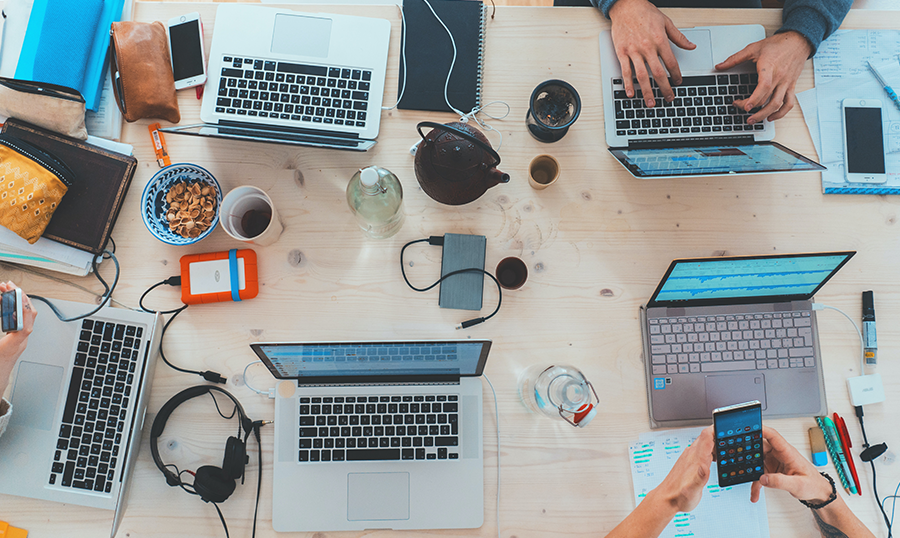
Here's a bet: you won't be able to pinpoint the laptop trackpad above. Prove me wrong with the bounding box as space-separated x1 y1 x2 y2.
272 14 332 59
9 361 64 431
347 472 409 521
673 29 713 73
705 373 766 415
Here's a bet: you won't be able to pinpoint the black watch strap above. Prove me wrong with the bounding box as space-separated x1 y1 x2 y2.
799 472 837 510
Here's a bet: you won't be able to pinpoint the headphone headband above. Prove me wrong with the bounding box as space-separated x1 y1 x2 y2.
150 385 251 489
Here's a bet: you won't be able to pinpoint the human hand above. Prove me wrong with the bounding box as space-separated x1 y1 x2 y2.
654 426 715 513
609 0 695 107
750 426 833 504
715 31 813 125
0 282 37 385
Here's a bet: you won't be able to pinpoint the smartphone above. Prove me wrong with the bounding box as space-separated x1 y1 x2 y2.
713 400 763 487
167 13 207 91
1 289 23 333
842 98 887 184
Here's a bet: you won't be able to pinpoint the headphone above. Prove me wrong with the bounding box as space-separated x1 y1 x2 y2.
150 385 254 504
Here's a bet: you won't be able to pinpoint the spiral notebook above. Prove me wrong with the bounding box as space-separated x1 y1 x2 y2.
397 0 486 113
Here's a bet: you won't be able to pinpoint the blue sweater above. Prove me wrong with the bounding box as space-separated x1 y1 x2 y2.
592 0 852 53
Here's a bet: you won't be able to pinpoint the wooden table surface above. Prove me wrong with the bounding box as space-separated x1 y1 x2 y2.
2 3 900 537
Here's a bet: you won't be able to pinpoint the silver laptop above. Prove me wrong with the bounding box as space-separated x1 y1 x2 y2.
0 298 162 537
251 340 490 532
639 252 855 428
599 25 825 178
161 4 391 151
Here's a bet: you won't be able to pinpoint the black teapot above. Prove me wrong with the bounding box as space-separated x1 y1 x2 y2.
414 121 509 205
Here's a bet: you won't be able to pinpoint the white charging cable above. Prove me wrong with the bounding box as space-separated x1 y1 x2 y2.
243 360 276 399
483 373 501 538
813 303 865 374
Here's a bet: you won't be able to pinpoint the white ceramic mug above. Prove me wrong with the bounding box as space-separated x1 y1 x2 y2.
220 185 284 246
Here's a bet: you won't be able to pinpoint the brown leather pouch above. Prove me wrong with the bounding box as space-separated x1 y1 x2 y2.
109 21 180 123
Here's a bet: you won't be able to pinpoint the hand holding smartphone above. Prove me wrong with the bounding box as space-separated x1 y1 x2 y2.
713 400 763 487
842 98 887 184
167 13 207 90
1 289 23 333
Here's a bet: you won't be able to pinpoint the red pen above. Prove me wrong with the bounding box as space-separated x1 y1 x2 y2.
834 413 862 495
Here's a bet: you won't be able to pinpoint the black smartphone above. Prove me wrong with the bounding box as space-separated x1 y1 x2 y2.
1 289 23 333
713 400 763 487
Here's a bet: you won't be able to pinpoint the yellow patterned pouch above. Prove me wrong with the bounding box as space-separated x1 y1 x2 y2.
0 134 75 243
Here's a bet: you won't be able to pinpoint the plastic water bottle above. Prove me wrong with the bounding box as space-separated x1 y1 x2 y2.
519 364 598 428
346 166 404 239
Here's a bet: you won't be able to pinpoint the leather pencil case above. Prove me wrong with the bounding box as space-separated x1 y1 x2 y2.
0 78 88 140
109 21 180 123
0 133 76 244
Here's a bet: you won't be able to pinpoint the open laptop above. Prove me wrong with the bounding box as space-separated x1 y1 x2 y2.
0 298 162 537
251 340 490 532
160 4 391 151
599 25 825 178
639 252 855 428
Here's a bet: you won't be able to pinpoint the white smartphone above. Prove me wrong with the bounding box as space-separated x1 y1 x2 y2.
1 289 23 333
842 98 887 184
167 12 207 91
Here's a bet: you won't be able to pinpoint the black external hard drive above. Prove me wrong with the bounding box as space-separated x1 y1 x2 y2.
438 233 486 310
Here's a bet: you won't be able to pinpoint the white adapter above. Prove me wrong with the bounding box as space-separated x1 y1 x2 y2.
847 373 885 406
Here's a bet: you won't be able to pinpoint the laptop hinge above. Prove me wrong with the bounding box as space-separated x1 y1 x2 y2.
219 119 361 140
296 380 462 388
626 134 755 150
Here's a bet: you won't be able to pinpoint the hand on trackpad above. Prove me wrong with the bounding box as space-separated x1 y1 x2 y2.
347 472 409 521
672 29 713 73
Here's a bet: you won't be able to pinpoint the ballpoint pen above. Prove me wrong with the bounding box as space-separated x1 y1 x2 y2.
834 413 862 495
868 61 900 113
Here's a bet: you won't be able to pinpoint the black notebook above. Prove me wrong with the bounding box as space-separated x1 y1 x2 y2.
398 0 486 113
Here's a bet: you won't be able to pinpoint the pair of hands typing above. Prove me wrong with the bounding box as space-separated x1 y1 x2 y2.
609 0 812 125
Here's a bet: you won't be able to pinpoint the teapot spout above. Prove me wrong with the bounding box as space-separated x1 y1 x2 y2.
487 168 510 188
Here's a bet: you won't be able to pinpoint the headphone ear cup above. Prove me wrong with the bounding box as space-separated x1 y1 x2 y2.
222 436 247 480
193 465 236 504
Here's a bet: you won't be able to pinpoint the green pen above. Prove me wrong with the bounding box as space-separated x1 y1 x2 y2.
820 416 858 495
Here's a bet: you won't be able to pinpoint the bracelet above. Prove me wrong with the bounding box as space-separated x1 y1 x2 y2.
799 472 837 510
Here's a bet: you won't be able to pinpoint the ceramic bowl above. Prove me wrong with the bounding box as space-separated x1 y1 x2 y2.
140 163 222 246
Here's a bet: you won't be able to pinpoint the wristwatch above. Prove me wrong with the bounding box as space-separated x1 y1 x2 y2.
800 472 837 509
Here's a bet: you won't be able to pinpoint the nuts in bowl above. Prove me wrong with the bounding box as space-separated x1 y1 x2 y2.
141 164 223 245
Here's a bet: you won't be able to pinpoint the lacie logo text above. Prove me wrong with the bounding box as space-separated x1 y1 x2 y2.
863 387 874 392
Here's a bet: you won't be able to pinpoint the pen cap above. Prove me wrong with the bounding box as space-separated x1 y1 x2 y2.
808 427 828 466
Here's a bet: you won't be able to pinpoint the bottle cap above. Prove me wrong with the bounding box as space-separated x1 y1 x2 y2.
360 167 380 187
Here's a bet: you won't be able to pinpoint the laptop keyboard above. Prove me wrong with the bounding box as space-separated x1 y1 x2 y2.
216 55 372 128
649 312 814 375
612 75 765 138
298 395 459 463
48 319 143 493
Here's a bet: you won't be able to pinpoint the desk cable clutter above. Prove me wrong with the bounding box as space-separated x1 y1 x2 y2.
139 249 258 384
812 302 892 535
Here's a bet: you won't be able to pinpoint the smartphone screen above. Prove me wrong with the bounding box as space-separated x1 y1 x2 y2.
714 401 763 487
169 19 205 82
845 106 886 175
1 290 20 333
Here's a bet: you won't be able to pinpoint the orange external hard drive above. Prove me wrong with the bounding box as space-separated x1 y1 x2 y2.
180 249 259 305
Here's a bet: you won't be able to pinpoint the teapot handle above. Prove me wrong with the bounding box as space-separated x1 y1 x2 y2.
416 121 501 168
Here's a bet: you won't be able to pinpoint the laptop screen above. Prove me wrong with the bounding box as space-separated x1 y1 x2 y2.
609 141 825 178
647 252 855 308
251 340 491 384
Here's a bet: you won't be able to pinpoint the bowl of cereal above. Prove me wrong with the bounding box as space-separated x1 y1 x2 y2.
141 164 222 245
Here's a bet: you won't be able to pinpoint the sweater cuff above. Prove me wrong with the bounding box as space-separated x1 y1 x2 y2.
594 0 618 18
0 398 11 440
777 6 828 56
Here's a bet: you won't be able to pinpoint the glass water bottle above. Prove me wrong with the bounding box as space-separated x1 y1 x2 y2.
346 166 405 239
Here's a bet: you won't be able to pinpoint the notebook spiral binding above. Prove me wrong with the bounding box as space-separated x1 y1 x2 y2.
475 4 486 110
814 416 852 491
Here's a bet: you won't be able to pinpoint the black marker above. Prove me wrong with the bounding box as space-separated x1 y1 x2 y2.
862 291 877 365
